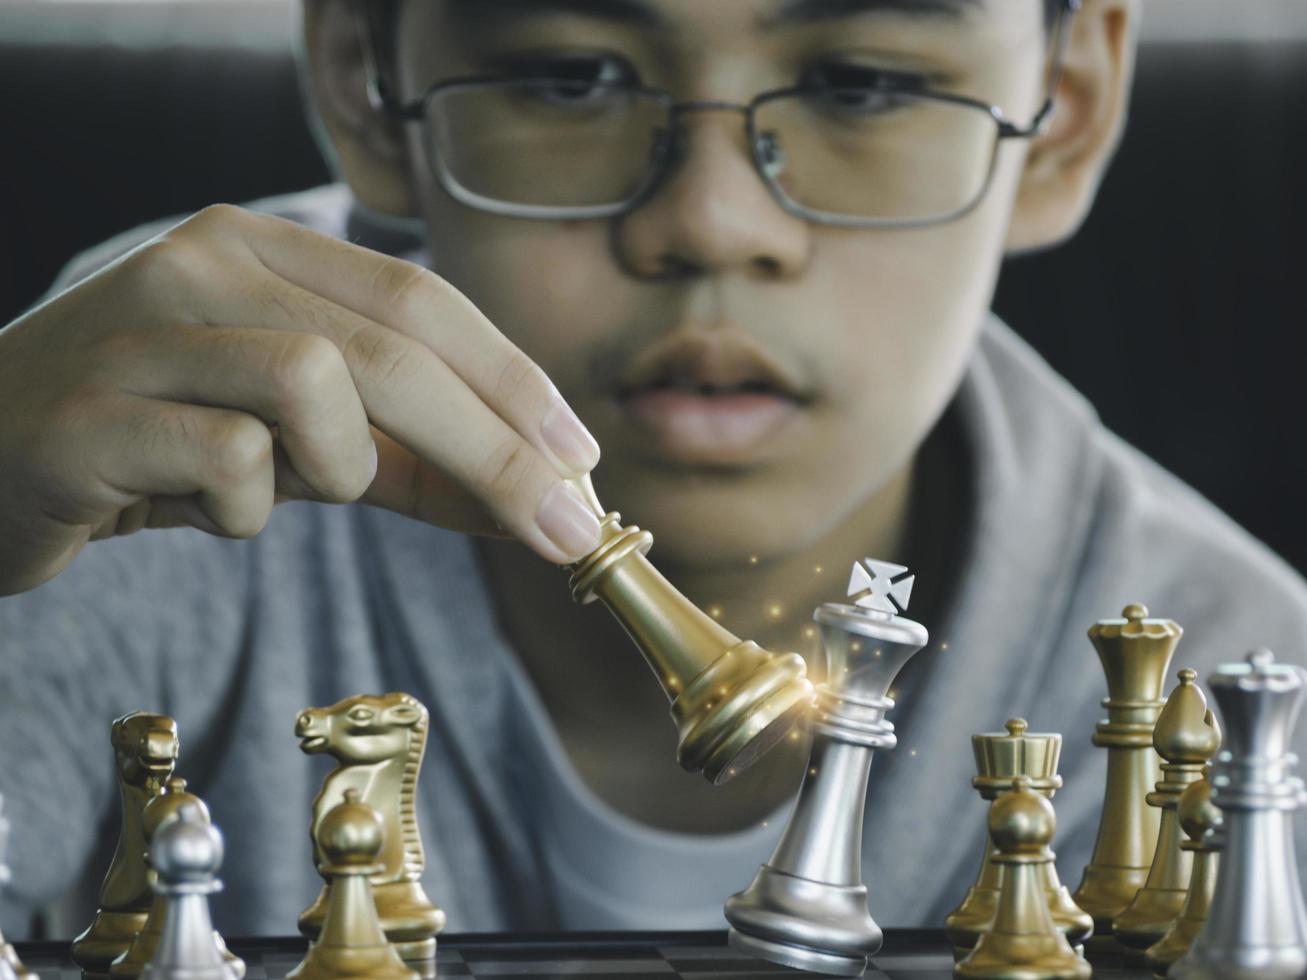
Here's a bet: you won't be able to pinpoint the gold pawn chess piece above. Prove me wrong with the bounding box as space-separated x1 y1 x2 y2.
73 712 179 980
955 777 1091 980
288 790 417 980
1114 669 1221 958
1145 768 1223 976
563 474 814 783
944 719 1093 957
1072 603 1181 956
110 778 244 980
0 795 30 979
296 694 444 972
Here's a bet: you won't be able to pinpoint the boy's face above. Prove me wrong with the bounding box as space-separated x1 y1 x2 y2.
329 0 1118 568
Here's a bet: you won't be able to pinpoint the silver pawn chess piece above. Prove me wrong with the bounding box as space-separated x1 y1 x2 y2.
725 559 928 977
1172 648 1307 980
142 803 239 980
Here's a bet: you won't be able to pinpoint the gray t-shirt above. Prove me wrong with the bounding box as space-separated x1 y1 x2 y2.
3 186 1306 941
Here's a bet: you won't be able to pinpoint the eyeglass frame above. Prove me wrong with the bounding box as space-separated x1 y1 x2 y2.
354 0 1082 229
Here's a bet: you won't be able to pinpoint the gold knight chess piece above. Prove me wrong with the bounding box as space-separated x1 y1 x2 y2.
296 694 444 969
288 791 416 980
1072 604 1181 956
1113 669 1221 958
944 719 1093 957
1146 766 1223 976
955 777 1091 980
73 712 179 980
562 474 814 784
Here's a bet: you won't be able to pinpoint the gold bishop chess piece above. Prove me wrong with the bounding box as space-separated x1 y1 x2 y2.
944 720 1093 957
1113 669 1221 959
954 778 1091 980
73 712 180 980
0 794 30 980
562 474 814 783
110 778 244 980
288 791 418 980
1072 604 1181 956
1145 766 1223 976
296 694 444 973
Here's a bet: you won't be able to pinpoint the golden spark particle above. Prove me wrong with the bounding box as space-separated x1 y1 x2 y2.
802 626 817 639
748 554 760 565
851 640 862 652
909 749 918 758
761 820 769 828
814 564 823 574
873 649 883 658
809 768 818 776
767 603 783 619
789 731 801 741
708 604 724 619
940 642 950 651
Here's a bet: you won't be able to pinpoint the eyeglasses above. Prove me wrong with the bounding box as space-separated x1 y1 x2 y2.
358 0 1080 229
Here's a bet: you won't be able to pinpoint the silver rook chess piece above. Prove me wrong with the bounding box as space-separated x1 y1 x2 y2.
725 559 929 977
142 804 239 980
1172 648 1307 980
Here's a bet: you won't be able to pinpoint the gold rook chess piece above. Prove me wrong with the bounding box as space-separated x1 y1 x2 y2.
288 791 417 980
955 777 1091 980
1145 767 1223 976
110 778 244 980
945 719 1093 957
1114 669 1221 958
73 712 180 980
1072 604 1180 955
564 474 814 783
296 694 444 971
0 795 30 979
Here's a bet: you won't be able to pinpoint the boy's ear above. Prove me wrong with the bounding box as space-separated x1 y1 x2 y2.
301 0 417 216
1005 0 1138 253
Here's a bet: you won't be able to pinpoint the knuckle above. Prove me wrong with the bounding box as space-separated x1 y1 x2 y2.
489 352 547 411
206 416 273 488
372 259 445 322
271 334 344 402
471 440 537 504
123 238 206 295
342 327 416 391
182 203 245 237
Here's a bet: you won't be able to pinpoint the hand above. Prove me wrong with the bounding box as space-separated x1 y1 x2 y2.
0 205 603 596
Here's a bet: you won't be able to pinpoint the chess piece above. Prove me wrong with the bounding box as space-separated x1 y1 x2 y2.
297 694 444 968
1145 767 1223 976
288 791 417 980
0 795 29 979
1072 604 1180 954
1172 649 1307 980
725 559 927 976
563 473 814 783
955 778 1091 979
74 712 180 979
140 804 239 980
111 778 244 980
944 720 1093 956
1114 669 1221 955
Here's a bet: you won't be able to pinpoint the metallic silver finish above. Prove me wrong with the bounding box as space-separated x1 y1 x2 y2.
1172 648 1307 980
725 562 929 977
142 806 239 980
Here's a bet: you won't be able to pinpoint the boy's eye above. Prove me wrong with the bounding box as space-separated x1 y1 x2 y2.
501 53 640 104
799 62 929 114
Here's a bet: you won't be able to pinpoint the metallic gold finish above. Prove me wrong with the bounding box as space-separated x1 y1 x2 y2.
945 719 1093 956
288 791 417 980
296 694 444 967
1114 670 1221 955
1072 604 1180 955
564 474 814 783
955 778 1091 980
110 778 244 980
1146 769 1222 976
73 712 179 980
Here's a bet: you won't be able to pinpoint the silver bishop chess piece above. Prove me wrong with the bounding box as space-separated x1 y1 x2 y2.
725 559 929 977
1172 648 1307 980
141 804 240 980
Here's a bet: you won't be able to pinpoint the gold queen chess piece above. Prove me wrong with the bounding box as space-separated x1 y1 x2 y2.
296 694 444 970
73 712 180 980
725 559 927 977
1113 669 1221 956
944 720 1093 957
1072 604 1181 954
562 474 814 783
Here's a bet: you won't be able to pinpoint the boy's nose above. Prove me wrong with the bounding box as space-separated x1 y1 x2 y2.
613 113 811 279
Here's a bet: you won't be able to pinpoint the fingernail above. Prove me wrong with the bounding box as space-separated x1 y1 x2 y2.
536 481 602 560
541 398 601 475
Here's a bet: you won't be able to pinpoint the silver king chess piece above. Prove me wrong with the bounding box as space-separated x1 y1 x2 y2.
142 804 239 980
725 559 929 977
1172 648 1307 980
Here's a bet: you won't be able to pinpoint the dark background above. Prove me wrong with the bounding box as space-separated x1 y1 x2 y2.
1 30 1304 574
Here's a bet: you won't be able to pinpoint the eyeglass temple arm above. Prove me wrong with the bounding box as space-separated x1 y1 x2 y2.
998 0 1082 140
351 0 426 120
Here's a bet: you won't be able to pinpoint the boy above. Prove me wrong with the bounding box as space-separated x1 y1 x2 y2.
1 0 1304 939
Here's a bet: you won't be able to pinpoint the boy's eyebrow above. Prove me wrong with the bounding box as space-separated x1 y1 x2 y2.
446 0 664 29
760 0 982 28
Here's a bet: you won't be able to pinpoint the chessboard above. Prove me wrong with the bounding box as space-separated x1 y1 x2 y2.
12 929 1159 979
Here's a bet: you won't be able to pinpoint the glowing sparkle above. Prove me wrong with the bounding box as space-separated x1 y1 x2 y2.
873 649 882 658
940 642 950 651
789 731 801 741
749 555 760 565
851 641 862 652
814 565 824 574
708 604 724 620
767 603 784 620
761 820 769 827
809 768 818 776
802 626 817 639
909 749 918 757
